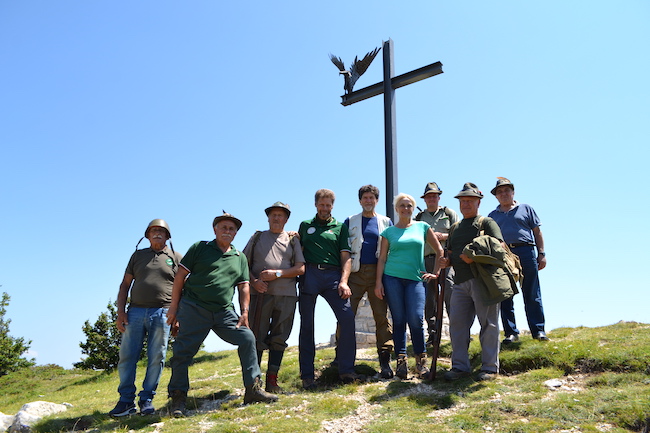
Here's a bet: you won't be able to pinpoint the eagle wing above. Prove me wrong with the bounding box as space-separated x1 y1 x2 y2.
350 47 381 78
329 54 346 72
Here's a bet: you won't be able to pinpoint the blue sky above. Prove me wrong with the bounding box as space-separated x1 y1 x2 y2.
1 1 648 368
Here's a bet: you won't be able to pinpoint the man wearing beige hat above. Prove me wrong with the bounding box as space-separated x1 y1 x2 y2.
415 182 459 346
440 183 503 382
243 202 305 393
166 213 278 417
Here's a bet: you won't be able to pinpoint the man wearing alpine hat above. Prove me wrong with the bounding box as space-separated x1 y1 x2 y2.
488 177 549 343
440 183 504 382
166 212 278 417
243 202 305 394
414 182 459 346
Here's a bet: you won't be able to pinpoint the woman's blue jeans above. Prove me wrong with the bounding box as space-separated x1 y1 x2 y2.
117 307 170 402
382 274 426 355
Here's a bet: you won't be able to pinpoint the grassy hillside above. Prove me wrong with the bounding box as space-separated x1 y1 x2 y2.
1 321 649 433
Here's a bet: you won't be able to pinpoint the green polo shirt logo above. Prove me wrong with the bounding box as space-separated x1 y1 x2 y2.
166 258 173 266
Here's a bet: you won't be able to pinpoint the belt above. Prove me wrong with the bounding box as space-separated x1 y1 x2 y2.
308 263 341 271
508 242 534 248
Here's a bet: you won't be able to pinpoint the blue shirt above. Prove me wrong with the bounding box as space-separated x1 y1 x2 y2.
488 202 540 245
344 216 393 265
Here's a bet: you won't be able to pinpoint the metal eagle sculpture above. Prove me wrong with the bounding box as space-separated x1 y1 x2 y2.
329 46 381 94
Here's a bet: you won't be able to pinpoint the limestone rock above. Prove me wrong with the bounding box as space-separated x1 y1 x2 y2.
9 401 68 433
1 412 16 433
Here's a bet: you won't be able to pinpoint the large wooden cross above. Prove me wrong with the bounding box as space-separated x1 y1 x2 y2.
339 39 443 220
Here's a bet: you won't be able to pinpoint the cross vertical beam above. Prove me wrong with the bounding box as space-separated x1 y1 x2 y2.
383 39 397 220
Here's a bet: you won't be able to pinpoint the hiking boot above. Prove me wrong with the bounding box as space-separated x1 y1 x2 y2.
302 377 317 390
108 401 136 417
339 372 367 384
378 350 394 379
169 389 187 418
265 373 283 394
444 368 471 381
244 377 279 404
415 353 430 378
138 399 155 415
396 354 408 380
477 370 498 381
502 334 519 344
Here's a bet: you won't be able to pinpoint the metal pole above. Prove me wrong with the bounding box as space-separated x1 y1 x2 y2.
383 39 397 221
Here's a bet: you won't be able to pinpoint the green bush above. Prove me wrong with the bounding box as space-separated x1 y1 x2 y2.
74 300 122 371
0 292 34 376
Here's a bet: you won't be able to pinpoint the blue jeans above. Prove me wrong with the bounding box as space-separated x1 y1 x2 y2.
299 266 356 379
168 298 260 391
382 274 426 355
500 245 545 337
117 307 170 402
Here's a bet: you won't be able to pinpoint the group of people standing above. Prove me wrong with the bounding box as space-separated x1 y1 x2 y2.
106 178 548 418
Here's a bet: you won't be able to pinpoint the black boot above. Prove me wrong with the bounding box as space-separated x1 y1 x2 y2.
379 350 394 379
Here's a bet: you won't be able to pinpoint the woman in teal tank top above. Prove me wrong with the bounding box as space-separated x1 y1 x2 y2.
375 193 443 379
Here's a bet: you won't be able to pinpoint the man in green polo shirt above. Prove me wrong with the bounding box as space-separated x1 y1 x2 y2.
166 213 278 417
298 188 360 389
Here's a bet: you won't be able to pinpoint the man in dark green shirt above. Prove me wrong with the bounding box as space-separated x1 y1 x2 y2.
441 183 503 382
166 213 278 417
297 188 359 389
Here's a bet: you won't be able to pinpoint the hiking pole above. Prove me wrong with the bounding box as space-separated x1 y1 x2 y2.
426 249 447 380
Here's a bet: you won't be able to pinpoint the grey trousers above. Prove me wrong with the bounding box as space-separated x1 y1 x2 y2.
449 278 500 373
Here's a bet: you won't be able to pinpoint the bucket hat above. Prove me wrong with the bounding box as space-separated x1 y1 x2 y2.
264 201 291 217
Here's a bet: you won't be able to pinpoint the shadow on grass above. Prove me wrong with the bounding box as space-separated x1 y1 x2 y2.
36 409 163 433
35 389 234 432
191 352 229 364
59 371 113 390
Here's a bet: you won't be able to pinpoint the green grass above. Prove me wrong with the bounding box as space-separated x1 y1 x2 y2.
1 322 649 433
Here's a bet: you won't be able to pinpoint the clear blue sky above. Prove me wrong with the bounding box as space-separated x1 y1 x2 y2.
1 1 648 368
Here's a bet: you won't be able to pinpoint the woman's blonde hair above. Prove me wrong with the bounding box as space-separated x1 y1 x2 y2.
393 193 417 211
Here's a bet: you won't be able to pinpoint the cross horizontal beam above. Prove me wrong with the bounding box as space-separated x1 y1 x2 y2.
340 61 443 106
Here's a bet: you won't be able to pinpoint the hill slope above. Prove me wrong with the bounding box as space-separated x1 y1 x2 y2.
1 322 649 433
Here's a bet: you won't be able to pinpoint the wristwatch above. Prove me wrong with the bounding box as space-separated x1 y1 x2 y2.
275 271 282 278
538 252 546 257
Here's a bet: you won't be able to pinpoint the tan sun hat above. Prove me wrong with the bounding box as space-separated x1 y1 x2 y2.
264 201 291 217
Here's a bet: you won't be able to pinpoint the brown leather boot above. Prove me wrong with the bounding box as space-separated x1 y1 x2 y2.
244 376 279 404
396 354 408 379
415 353 430 378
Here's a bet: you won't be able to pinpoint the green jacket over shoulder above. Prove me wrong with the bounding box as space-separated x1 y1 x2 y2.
462 235 519 306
